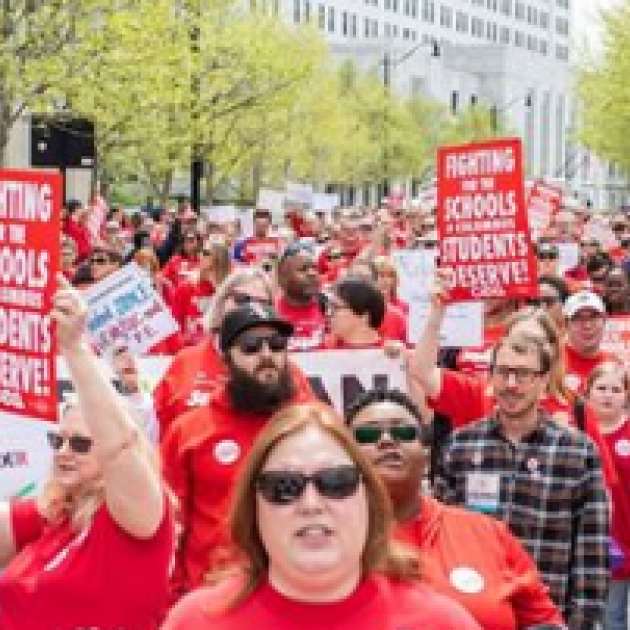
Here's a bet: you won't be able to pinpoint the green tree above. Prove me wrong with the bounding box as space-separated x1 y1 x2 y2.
576 1 630 173
0 0 115 166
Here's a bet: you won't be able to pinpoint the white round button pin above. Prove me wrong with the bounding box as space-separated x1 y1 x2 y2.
213 439 241 465
615 439 630 457
449 567 485 594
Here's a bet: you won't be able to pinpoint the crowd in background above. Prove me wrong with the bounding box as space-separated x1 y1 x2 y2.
1 192 630 629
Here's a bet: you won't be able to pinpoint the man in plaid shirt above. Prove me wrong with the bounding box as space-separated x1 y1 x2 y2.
435 334 609 630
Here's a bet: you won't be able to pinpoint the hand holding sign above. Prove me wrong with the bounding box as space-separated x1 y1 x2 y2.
430 267 455 309
50 273 88 352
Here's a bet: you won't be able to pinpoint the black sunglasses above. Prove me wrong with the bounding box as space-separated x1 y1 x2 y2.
537 252 558 261
229 291 273 307
90 256 110 265
257 465 361 505
527 296 559 308
236 332 288 355
353 424 421 444
47 432 93 454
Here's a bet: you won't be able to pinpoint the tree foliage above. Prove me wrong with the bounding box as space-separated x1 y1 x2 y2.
577 1 630 174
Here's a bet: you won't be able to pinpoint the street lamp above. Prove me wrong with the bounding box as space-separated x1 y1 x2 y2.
490 91 533 134
379 40 440 199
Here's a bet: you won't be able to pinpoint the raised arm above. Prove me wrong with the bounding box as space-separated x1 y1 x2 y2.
50 274 164 539
408 268 452 398
0 502 16 566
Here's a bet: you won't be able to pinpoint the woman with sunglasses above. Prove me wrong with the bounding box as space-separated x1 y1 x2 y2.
162 403 480 630
0 275 173 630
325 276 386 349
153 267 315 434
346 388 565 630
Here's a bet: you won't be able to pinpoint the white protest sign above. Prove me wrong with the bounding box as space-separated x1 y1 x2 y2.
0 413 52 500
312 193 340 213
83 263 179 358
57 350 406 415
257 188 286 220
202 205 237 225
557 243 580 274
392 250 484 347
583 218 618 249
285 181 314 208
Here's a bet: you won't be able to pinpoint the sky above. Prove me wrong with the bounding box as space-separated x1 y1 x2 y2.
573 0 624 51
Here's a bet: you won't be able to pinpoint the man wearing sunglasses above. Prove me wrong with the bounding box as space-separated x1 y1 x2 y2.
161 302 313 599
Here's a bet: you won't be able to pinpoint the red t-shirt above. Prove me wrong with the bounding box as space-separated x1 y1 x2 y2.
171 279 215 347
563 344 617 394
153 339 315 434
395 498 563 630
160 387 317 595
161 254 200 287
162 574 481 630
430 370 619 491
0 500 174 630
276 295 327 351
380 304 408 344
390 296 409 316
240 237 281 265
601 417 630 580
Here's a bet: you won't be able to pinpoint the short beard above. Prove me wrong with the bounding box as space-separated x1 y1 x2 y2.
226 356 295 415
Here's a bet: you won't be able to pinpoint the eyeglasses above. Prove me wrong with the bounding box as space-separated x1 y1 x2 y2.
47 432 93 454
527 296 560 308
229 291 273 308
256 465 361 505
353 424 421 445
491 366 545 384
90 256 109 265
537 252 559 261
236 332 289 355
327 300 350 316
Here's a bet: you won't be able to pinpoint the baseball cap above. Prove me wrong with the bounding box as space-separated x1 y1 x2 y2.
220 303 294 353
563 291 606 319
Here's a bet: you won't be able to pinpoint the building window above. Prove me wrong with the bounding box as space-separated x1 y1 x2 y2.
440 5 453 28
500 0 512 15
351 13 357 37
293 0 301 23
455 11 469 33
555 95 565 176
556 17 569 36
556 44 569 61
500 25 510 43
318 4 325 29
539 11 549 29
515 1 525 19
342 11 348 35
539 39 548 55
540 92 551 176
327 6 334 32
515 30 524 47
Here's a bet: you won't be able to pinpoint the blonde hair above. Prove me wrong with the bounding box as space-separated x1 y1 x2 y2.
585 361 629 397
224 403 420 605
133 248 160 276
505 306 570 403
203 267 272 332
39 401 162 531
373 255 399 298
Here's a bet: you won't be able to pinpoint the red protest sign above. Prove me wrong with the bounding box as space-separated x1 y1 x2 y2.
437 138 538 301
0 170 61 421
526 180 562 238
602 316 630 367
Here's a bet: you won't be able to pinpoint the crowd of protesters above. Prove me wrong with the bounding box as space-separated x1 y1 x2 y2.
0 191 630 629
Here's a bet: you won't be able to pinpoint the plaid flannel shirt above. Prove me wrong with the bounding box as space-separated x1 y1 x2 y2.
434 410 609 630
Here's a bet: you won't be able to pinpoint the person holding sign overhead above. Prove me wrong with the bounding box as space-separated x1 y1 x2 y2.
0 274 174 630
